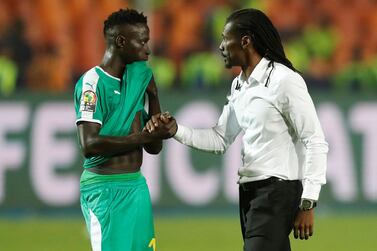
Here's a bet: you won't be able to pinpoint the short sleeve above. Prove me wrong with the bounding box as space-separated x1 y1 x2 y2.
74 75 103 126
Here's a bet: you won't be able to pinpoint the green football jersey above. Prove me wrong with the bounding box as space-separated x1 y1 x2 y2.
74 62 153 168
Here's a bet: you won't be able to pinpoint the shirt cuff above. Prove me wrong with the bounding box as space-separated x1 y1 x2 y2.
301 181 322 201
174 124 187 141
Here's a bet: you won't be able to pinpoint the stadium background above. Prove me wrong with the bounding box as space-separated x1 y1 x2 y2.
0 0 376 250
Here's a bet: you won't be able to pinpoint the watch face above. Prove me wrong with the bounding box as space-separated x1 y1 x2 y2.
302 200 312 209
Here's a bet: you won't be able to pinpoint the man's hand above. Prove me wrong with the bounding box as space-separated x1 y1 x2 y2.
146 119 177 139
144 112 172 133
143 112 177 139
293 209 314 240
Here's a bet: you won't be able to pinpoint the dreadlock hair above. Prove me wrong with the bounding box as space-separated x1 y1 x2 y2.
226 8 298 73
103 8 147 36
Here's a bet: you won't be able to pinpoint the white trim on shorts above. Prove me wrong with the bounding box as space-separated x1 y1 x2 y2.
90 209 102 251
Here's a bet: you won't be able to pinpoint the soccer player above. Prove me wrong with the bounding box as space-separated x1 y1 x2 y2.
146 8 328 251
74 9 174 251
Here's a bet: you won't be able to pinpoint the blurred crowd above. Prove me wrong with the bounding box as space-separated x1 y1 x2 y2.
0 0 376 95
267 0 377 91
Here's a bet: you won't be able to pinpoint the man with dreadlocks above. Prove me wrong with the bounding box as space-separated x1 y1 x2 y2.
145 8 328 251
74 8 174 251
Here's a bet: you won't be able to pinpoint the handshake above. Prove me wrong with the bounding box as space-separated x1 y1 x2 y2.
143 111 177 139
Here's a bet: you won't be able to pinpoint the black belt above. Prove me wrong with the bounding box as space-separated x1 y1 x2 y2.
240 177 290 191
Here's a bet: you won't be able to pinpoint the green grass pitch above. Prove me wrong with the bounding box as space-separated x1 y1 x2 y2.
0 215 376 251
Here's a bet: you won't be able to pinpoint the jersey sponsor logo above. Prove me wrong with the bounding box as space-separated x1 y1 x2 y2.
80 90 97 112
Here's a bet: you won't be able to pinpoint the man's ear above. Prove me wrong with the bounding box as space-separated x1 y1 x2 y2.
241 35 251 49
115 34 126 48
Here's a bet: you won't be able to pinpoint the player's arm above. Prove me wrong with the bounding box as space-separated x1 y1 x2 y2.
278 75 328 199
143 77 163 154
276 74 328 240
77 121 172 158
145 102 241 155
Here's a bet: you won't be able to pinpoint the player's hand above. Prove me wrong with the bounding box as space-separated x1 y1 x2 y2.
160 111 172 123
163 115 177 136
144 112 172 133
146 118 177 139
294 209 314 240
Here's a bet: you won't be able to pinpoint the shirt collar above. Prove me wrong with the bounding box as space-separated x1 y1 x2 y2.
238 57 270 85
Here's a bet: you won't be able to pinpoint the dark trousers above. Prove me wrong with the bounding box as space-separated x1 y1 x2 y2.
239 177 302 251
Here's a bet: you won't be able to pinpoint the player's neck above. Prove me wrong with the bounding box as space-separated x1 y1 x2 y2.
100 50 125 79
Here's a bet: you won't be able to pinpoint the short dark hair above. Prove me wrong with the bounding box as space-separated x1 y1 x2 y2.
227 8 297 72
103 8 147 35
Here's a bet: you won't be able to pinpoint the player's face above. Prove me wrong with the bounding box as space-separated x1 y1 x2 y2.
219 22 244 68
118 23 151 64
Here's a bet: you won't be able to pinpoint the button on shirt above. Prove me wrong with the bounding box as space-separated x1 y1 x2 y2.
174 57 328 200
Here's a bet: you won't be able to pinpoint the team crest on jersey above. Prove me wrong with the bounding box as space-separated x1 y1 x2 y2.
80 90 97 112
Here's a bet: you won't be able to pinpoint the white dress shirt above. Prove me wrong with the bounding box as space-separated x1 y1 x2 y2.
174 57 328 201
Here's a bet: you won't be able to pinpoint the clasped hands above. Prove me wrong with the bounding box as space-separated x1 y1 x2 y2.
143 112 177 139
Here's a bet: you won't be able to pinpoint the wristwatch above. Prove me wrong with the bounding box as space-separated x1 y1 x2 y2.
299 198 317 211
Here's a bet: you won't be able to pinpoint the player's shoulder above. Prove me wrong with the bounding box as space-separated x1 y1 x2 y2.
81 67 101 85
269 63 306 92
75 67 101 92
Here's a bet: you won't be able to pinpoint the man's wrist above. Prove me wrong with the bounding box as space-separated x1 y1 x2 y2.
173 124 183 139
299 198 317 211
